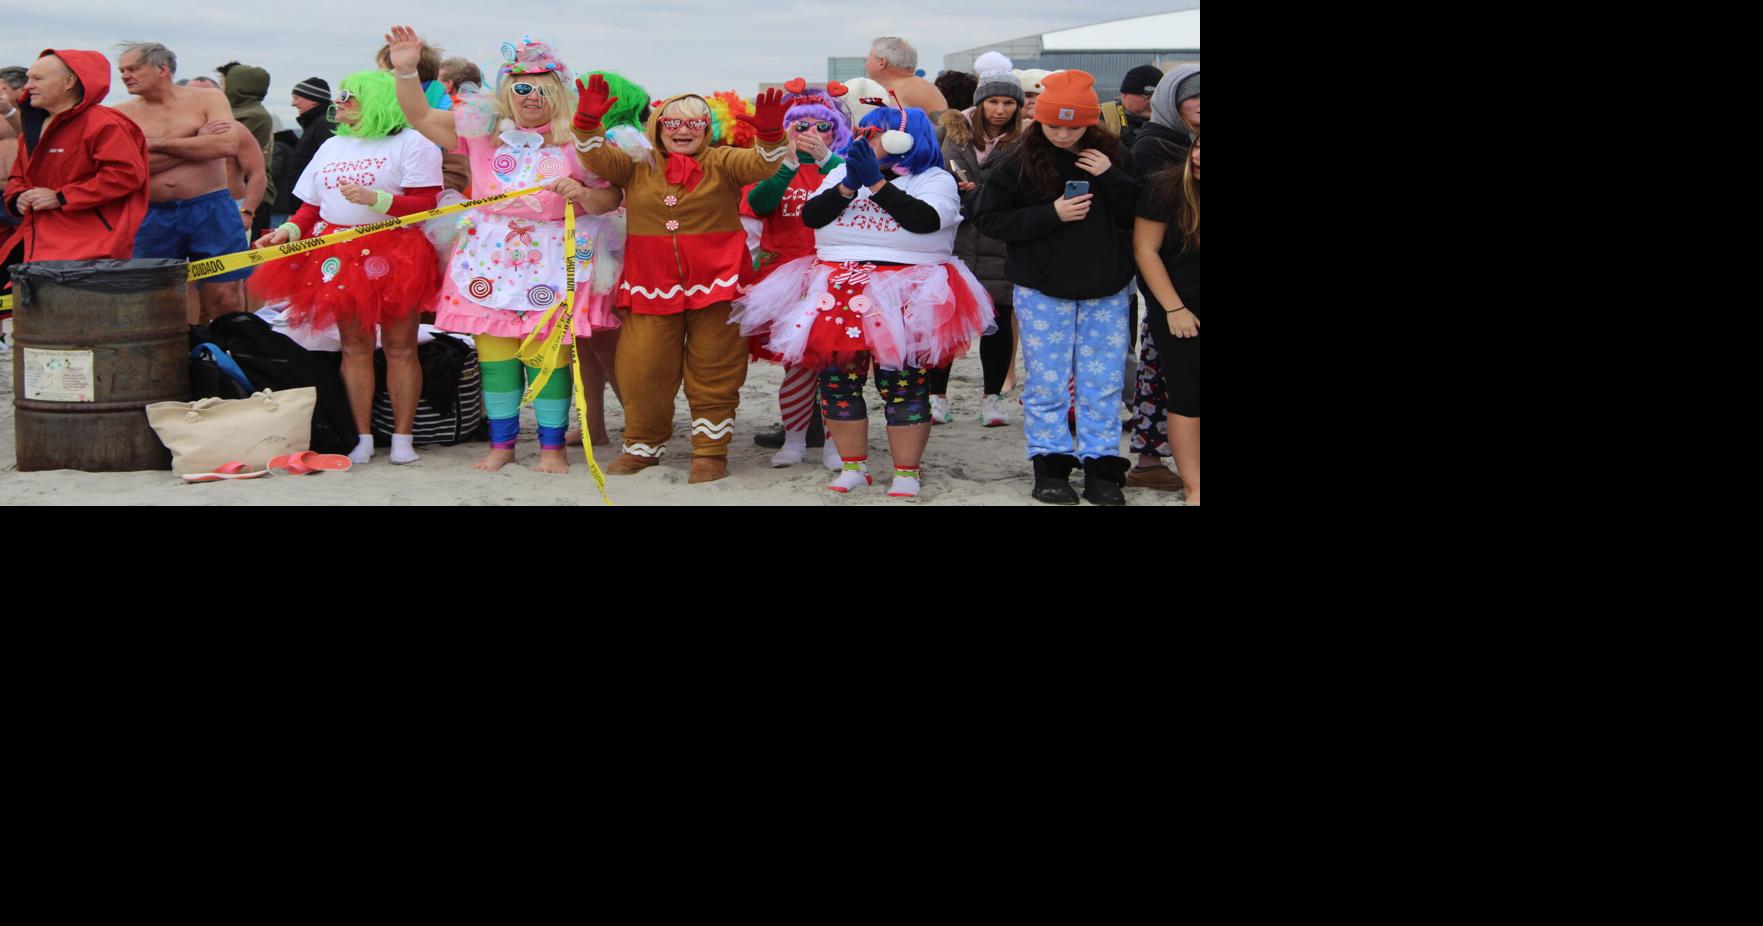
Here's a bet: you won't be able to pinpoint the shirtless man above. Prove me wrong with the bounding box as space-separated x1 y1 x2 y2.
864 37 947 118
112 41 251 323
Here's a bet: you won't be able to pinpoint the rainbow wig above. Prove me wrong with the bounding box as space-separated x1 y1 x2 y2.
588 70 650 131
785 97 852 156
334 69 408 140
858 106 940 175
706 91 754 147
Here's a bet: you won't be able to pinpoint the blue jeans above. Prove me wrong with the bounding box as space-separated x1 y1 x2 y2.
1015 284 1131 460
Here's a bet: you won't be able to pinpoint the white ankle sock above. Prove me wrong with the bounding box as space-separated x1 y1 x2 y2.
349 434 375 464
822 442 843 471
887 467 922 498
771 441 807 467
390 434 420 465
827 458 872 493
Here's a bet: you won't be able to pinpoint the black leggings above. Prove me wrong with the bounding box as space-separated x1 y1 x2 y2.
928 301 1015 396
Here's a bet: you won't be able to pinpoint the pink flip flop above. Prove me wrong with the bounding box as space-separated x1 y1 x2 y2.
268 453 317 475
294 451 352 471
268 451 353 475
181 461 273 483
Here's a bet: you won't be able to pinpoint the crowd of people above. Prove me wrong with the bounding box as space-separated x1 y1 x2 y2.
1 32 1199 505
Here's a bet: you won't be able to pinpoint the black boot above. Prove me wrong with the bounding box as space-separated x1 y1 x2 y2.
1081 456 1130 506
1031 454 1079 505
753 404 826 448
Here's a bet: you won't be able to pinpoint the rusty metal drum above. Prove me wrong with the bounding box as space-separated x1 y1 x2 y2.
9 259 188 472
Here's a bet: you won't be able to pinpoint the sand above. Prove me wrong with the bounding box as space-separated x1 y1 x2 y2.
0 331 1186 506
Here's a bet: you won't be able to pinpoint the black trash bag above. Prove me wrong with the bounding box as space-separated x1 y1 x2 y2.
10 259 188 305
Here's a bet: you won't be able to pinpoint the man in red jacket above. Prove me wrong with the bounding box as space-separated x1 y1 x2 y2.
2 49 150 275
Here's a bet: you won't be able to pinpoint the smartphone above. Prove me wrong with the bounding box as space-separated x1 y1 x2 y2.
949 161 971 183
1063 180 1091 199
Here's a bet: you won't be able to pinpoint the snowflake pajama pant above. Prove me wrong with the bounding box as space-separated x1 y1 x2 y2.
1015 284 1131 461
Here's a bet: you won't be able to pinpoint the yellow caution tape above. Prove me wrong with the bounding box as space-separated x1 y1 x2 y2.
0 186 547 312
515 203 611 506
186 185 546 282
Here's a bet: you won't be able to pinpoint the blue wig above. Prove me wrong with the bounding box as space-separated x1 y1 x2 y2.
785 98 853 156
858 106 941 175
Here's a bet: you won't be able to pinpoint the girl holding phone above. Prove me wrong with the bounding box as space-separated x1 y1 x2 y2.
973 70 1139 505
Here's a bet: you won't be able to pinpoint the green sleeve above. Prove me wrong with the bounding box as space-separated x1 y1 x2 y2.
747 162 797 215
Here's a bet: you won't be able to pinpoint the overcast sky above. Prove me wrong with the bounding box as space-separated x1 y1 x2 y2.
7 2 1187 128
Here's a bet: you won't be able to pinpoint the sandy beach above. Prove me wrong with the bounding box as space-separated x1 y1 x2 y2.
1 328 1186 506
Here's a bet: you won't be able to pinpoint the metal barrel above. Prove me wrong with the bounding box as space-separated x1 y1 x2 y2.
10 259 188 472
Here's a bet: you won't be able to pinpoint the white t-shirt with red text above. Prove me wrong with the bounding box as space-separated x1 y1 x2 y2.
812 165 961 265
293 130 443 227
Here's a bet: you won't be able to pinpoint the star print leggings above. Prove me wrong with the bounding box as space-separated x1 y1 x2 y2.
819 356 933 426
1015 284 1133 460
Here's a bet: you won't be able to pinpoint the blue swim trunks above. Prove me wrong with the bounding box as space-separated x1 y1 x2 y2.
134 188 253 283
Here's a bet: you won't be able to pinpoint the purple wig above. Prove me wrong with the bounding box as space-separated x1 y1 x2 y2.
784 97 853 156
858 106 941 175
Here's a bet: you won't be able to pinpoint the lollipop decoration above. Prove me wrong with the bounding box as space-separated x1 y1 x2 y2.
469 277 494 299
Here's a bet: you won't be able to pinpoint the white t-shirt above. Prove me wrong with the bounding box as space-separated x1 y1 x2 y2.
813 166 961 265
293 130 444 227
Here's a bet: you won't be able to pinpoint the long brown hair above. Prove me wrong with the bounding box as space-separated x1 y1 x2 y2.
1014 123 1123 200
1145 133 1200 251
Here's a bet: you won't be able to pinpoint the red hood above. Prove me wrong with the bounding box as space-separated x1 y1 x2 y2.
34 48 112 119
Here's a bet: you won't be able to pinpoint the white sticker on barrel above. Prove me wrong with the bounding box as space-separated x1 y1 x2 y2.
21 349 97 402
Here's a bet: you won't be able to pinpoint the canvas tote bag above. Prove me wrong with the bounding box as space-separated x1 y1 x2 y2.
145 387 317 474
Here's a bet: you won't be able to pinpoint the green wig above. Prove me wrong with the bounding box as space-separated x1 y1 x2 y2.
334 69 409 140
587 70 650 132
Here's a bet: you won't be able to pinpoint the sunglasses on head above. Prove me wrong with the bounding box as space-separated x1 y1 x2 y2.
511 82 549 97
791 120 836 134
332 89 355 104
659 117 710 134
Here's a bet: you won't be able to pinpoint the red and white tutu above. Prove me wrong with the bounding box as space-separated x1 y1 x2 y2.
250 223 441 331
730 256 995 370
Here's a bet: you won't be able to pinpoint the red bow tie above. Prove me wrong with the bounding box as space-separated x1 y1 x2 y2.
664 153 704 192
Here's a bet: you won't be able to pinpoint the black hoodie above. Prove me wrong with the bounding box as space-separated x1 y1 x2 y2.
972 143 1139 301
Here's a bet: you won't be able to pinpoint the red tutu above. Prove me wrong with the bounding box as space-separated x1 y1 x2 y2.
250 224 441 330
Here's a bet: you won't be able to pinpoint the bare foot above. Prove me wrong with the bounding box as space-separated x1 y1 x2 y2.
472 448 517 472
565 429 582 446
587 430 611 446
535 448 570 474
1182 488 1200 506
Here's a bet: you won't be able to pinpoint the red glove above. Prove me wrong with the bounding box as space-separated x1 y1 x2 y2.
574 74 618 133
738 87 787 143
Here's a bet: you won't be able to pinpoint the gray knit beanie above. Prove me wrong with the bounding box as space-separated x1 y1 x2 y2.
973 70 1024 108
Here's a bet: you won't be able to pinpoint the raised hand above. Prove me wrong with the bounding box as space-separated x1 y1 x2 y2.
383 26 425 75
573 74 617 133
738 87 787 141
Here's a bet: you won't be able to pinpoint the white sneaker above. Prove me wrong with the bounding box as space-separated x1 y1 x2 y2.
929 395 952 425
981 394 1009 427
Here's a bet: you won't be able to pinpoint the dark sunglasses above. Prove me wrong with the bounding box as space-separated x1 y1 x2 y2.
790 120 835 134
331 88 355 104
511 82 549 97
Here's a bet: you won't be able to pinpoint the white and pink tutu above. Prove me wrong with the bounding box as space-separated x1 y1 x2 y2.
730 256 995 370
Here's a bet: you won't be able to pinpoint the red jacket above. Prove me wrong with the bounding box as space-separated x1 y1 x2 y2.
3 49 150 263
